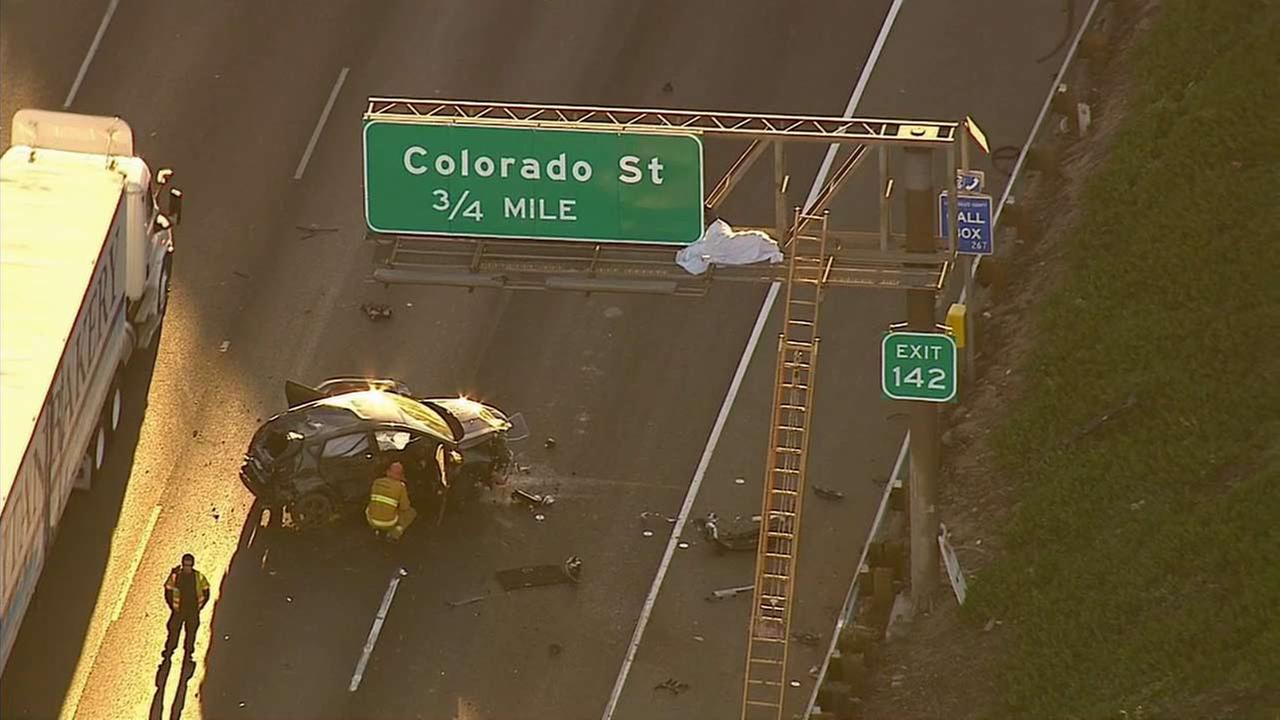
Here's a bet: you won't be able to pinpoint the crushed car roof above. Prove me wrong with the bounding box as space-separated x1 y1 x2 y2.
310 390 457 442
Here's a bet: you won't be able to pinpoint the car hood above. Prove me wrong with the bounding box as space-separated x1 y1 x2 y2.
425 397 511 447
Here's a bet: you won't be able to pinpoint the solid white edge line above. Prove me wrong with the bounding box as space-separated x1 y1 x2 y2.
110 505 162 623
962 0 1104 304
64 0 121 108
349 568 405 693
294 67 350 180
599 1 905 717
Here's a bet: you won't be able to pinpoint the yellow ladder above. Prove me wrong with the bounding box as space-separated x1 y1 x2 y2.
741 209 830 720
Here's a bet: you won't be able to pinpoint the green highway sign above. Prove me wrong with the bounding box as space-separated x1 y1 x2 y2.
363 121 705 245
881 331 957 402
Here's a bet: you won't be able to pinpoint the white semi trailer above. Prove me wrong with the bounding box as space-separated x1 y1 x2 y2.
0 109 183 673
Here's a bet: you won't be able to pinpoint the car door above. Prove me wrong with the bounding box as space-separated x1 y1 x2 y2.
317 431 378 502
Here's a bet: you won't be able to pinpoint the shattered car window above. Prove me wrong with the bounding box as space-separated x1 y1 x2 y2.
322 432 370 458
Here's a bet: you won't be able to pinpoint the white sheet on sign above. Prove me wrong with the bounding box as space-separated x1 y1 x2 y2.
675 219 784 275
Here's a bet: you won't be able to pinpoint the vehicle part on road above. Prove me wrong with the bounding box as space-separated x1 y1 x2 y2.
707 584 754 601
295 224 338 240
813 485 845 501
445 595 487 608
654 678 690 695
791 631 821 646
360 303 393 321
495 555 582 591
511 488 552 507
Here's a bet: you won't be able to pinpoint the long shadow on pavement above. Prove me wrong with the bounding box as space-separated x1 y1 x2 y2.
197 502 420 720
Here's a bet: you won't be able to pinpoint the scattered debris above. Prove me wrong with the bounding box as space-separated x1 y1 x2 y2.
218 340 231 353
548 643 562 657
518 464 532 474
983 618 997 632
360 303 393 321
692 512 781 552
808 664 820 677
296 224 338 240
693 635 704 642
512 489 552 507
446 595 487 608
813 485 845 501
233 270 251 280
1059 393 1139 449
496 555 582 591
544 437 557 449
706 584 754 601
661 81 674 94
791 631 821 646
654 678 689 695
1129 499 1146 511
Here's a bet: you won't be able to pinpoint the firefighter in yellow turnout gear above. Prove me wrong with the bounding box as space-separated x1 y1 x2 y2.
366 461 417 540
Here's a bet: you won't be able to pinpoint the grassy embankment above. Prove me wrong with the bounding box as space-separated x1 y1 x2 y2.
970 1 1280 716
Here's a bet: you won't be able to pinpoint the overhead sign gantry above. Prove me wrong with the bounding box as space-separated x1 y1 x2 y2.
360 96 987 720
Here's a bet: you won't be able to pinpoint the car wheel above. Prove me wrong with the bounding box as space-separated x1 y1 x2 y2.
290 491 335 529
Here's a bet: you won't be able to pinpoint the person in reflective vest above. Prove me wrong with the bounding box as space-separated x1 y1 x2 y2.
366 461 417 540
162 553 211 665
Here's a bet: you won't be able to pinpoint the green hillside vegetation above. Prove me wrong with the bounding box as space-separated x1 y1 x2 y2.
970 0 1280 716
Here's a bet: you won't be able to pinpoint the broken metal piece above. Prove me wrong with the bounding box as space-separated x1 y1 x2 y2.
706 584 754 601
813 485 845 501
495 555 582 591
360 303 393 321
791 631 821 646
654 678 690 695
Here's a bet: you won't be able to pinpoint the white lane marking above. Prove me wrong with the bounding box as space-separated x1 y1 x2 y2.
109 504 162 623
64 0 121 108
294 66 350 179
600 1 905 717
962 0 1104 304
349 567 406 693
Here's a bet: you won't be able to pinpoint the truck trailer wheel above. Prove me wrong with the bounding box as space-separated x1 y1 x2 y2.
105 374 124 434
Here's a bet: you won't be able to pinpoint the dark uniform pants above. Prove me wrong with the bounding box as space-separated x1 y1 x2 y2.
164 611 200 657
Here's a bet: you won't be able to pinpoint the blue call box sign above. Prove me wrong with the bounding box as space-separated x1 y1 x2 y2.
938 192 994 256
956 169 985 192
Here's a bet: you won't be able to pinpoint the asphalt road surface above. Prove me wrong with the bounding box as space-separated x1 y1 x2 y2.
0 2 1080 719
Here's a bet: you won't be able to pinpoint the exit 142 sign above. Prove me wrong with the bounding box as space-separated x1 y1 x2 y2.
882 331 957 402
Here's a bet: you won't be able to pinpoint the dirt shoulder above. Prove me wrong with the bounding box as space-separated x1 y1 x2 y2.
857 2 1280 719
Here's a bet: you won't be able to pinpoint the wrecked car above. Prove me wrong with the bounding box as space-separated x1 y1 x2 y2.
239 377 527 528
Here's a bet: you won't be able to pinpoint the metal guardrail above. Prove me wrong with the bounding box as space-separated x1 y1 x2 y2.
802 0 1108 714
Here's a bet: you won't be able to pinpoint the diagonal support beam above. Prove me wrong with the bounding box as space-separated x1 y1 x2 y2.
706 139 772 212
782 144 870 248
